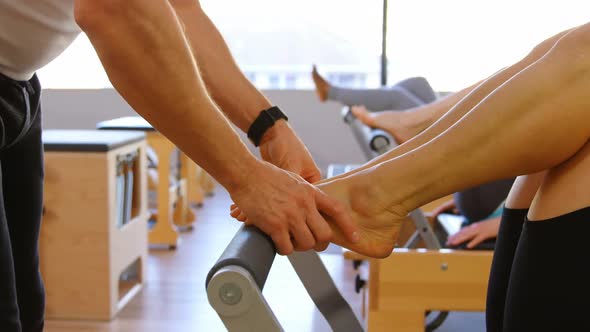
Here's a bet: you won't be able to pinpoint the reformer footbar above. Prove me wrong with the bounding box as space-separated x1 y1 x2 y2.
206 226 364 332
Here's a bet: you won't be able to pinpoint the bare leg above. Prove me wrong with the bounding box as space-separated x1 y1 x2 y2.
380 23 590 215
319 26 576 185
506 172 547 209
530 142 590 220
318 23 590 258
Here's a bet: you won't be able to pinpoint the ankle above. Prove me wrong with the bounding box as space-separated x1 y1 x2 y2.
346 168 408 219
359 165 413 219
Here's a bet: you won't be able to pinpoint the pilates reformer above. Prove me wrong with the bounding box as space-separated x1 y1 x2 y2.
207 100 492 331
206 223 491 332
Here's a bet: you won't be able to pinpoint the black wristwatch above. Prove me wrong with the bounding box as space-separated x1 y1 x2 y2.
247 106 289 147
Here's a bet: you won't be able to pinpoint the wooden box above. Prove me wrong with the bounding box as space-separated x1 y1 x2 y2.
41 130 149 320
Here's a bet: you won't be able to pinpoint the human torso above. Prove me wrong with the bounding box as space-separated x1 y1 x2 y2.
0 0 80 81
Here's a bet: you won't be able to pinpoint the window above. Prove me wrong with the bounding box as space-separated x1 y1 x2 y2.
386 0 590 92
203 0 383 89
284 74 297 89
268 74 281 88
37 1 383 89
336 73 357 87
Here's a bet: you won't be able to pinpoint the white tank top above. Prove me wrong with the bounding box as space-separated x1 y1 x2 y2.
0 0 80 81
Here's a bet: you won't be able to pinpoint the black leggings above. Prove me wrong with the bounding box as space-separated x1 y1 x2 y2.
486 207 527 331
487 206 590 331
0 72 44 332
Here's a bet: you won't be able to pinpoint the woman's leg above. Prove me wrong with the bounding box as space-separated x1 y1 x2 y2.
367 23 590 213
322 26 576 183
311 66 426 110
485 172 546 332
396 76 438 104
502 141 590 330
317 23 590 258
329 85 424 111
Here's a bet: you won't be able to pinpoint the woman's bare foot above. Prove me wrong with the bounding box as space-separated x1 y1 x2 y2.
316 170 406 258
351 105 422 143
230 165 407 258
311 65 330 102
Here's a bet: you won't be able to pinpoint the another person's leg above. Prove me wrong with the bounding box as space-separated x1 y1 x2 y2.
349 79 485 143
3 75 45 332
350 105 432 143
311 66 425 110
485 172 546 332
396 76 438 104
329 86 424 111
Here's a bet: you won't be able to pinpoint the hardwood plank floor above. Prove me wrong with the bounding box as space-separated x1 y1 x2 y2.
45 186 485 332
45 188 363 332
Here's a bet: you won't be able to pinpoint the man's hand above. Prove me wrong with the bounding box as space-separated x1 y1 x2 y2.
446 217 500 249
228 161 359 255
258 120 321 183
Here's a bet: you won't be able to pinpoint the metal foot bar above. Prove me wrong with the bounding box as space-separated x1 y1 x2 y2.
207 225 364 331
289 251 364 332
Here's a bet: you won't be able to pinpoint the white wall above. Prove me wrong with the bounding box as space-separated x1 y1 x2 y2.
40 89 366 173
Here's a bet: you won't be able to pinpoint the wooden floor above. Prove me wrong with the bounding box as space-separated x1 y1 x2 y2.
45 186 486 332
45 187 363 332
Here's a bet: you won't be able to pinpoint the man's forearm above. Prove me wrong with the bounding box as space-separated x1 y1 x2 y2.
170 1 322 184
75 0 260 191
171 1 271 133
